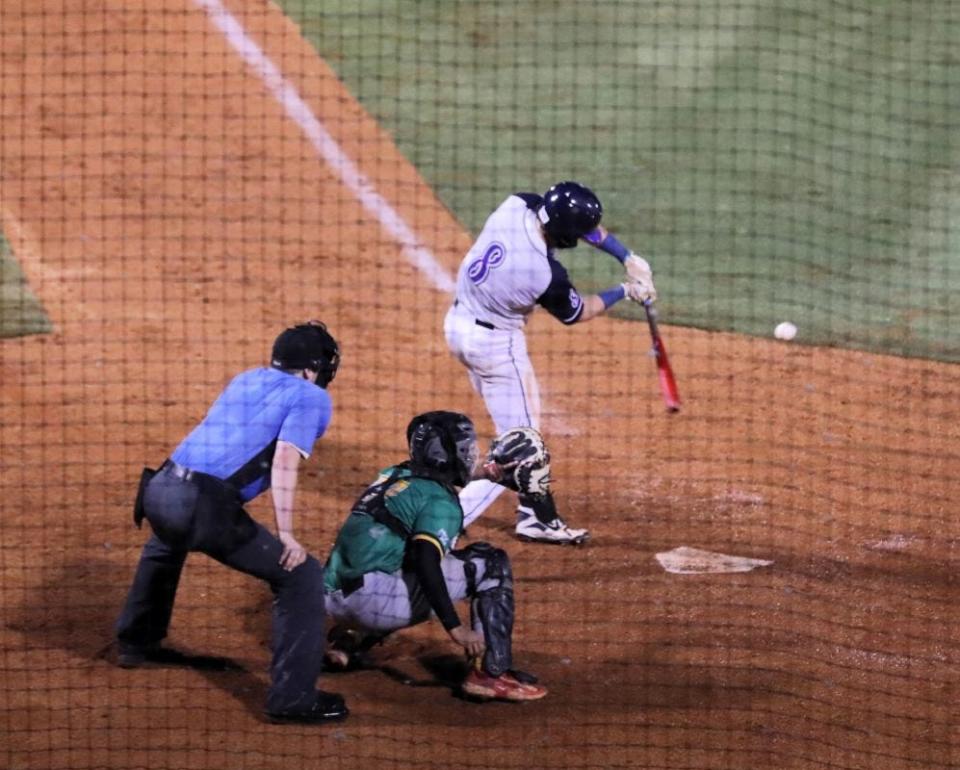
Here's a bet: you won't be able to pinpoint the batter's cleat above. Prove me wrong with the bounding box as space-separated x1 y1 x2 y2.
461 669 548 702
515 508 590 545
266 691 349 725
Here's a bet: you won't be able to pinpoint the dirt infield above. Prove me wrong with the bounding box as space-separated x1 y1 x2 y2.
1 1 958 769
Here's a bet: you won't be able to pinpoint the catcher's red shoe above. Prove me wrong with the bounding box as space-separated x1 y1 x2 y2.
461 669 548 702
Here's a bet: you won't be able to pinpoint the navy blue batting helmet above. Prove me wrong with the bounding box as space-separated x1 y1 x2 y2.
271 321 340 387
406 411 478 488
538 181 603 248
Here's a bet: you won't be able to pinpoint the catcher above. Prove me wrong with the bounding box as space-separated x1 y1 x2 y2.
322 411 550 702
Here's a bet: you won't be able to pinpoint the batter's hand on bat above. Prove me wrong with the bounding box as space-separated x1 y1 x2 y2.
623 254 657 303
624 253 652 282
623 279 657 304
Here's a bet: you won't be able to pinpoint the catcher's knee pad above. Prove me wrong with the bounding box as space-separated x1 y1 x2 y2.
454 541 513 595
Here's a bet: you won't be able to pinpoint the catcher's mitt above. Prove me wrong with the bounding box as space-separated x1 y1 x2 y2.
486 427 551 498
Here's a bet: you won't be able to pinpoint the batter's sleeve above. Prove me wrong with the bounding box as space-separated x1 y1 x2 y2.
536 256 585 325
514 192 544 211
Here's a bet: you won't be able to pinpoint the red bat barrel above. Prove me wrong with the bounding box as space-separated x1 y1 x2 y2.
643 300 681 412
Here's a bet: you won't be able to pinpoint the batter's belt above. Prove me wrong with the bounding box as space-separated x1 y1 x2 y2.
453 298 497 330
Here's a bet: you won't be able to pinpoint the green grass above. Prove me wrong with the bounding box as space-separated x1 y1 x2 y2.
0 233 51 338
282 0 960 361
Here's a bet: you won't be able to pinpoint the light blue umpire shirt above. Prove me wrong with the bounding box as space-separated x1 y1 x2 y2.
171 367 332 502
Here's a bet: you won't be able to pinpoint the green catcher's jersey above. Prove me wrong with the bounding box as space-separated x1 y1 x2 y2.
324 465 463 591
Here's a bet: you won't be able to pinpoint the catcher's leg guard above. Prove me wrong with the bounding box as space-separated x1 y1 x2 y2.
454 542 514 677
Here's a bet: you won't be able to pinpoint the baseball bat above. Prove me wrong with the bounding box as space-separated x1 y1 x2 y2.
642 299 681 412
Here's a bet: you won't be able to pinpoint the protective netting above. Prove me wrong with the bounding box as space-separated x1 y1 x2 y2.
1 1 957 769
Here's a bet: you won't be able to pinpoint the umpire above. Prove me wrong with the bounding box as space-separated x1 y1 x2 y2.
115 321 348 724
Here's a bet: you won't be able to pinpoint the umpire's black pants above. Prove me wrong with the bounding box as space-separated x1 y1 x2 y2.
115 466 325 714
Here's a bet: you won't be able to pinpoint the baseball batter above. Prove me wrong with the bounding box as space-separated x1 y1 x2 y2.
322 412 548 702
444 181 657 544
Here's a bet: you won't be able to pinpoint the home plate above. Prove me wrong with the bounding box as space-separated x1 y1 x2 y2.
655 546 773 574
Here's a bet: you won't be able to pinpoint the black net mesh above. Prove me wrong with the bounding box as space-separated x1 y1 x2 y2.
1 2 957 768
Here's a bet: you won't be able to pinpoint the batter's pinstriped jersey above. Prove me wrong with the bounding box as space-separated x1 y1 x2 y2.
454 194 584 331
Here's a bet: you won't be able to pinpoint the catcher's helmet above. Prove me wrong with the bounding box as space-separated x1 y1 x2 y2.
406 411 478 488
271 321 340 387
538 181 603 248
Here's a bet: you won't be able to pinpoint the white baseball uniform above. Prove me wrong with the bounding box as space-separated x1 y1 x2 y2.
444 193 585 526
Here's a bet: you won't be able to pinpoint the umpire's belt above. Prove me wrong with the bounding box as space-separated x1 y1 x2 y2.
453 298 496 330
161 459 201 483
151 460 255 549
160 460 240 498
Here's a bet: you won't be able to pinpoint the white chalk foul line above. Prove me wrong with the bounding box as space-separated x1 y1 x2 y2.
192 0 456 294
193 0 579 434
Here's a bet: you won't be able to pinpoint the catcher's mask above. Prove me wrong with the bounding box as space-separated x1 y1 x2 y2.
271 321 341 388
538 181 603 249
406 411 478 488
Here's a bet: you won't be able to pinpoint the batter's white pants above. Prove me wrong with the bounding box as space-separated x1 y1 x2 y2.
444 303 541 527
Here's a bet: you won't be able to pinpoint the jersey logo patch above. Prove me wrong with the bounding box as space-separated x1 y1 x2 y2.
467 242 506 285
569 288 582 309
384 480 409 498
436 529 450 549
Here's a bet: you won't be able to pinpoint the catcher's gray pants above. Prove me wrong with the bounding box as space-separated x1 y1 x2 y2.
324 552 495 634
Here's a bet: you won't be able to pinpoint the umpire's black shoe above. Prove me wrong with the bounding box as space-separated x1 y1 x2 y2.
266 691 349 725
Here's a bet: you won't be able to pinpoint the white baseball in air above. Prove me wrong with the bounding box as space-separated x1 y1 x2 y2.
774 321 798 341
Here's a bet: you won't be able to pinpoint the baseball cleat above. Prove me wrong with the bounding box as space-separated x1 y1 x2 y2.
266 691 349 725
324 626 387 671
462 669 548 702
324 626 362 671
324 647 351 671
515 509 590 545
